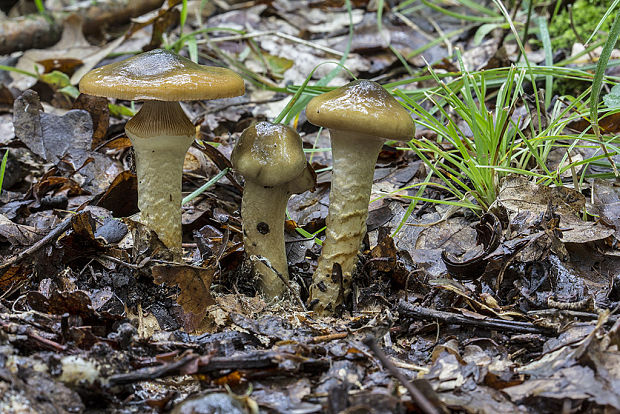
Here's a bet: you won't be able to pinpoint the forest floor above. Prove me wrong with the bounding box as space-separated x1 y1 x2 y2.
1 0 620 413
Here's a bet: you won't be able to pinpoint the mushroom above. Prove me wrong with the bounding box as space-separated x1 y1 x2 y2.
231 121 315 299
79 49 244 256
305 80 415 314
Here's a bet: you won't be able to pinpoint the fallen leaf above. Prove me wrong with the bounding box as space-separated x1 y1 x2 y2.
0 213 45 245
13 90 122 193
152 264 216 331
72 94 110 148
13 90 91 164
494 176 614 244
95 171 138 217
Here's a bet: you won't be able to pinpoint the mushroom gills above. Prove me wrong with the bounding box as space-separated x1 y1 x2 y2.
125 101 196 254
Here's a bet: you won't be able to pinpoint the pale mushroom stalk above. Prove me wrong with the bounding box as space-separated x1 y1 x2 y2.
125 100 195 254
305 80 415 314
240 181 296 298
231 121 315 299
311 131 383 306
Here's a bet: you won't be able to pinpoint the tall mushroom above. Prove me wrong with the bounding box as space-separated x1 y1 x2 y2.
79 49 244 256
305 80 415 314
231 121 315 299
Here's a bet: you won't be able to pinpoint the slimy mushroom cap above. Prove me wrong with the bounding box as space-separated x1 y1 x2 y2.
79 48 245 101
231 121 310 188
306 79 414 141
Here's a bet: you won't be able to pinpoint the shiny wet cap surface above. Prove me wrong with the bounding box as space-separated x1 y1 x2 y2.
306 80 414 141
79 49 244 101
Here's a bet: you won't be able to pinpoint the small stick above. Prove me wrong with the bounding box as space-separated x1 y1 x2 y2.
362 335 440 414
197 30 345 57
0 215 73 271
398 300 554 335
250 255 306 311
310 332 348 343
108 351 329 385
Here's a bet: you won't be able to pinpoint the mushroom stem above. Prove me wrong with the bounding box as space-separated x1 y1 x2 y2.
125 100 195 256
310 129 384 313
241 180 291 298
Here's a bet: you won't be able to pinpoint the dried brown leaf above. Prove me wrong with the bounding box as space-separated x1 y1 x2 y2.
152 264 216 331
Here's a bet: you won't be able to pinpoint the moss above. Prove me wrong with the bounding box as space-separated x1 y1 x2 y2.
548 0 613 51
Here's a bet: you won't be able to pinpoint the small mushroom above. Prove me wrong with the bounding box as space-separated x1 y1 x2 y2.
231 121 315 298
79 49 244 256
305 80 415 314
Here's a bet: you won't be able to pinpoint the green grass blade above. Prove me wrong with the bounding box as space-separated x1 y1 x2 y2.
180 0 188 35
590 12 620 176
421 0 501 23
455 0 500 17
537 16 553 109
0 150 8 196
391 168 433 237
585 0 619 45
182 168 229 205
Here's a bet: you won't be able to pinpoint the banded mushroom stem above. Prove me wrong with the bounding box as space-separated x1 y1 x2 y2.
241 180 290 298
125 100 195 256
310 130 384 313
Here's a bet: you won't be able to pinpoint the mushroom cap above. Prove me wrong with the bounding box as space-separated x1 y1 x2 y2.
306 79 414 141
79 49 244 101
231 121 310 188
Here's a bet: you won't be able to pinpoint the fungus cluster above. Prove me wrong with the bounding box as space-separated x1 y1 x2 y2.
79 49 244 256
80 50 414 313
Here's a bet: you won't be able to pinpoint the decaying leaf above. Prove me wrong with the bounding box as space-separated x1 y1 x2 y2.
152 264 216 331
13 90 122 193
72 94 110 148
0 213 45 245
495 176 614 244
13 89 92 164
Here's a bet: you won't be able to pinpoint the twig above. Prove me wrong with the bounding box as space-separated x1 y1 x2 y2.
93 254 144 269
250 255 307 311
198 30 345 57
108 351 328 385
0 320 66 352
0 215 73 271
363 335 441 414
310 332 348 343
398 300 555 335
528 308 619 322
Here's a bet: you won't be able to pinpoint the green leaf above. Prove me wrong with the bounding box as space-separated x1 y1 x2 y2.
603 84 620 108
59 85 79 99
108 104 136 118
262 52 294 75
474 23 500 45
39 70 71 89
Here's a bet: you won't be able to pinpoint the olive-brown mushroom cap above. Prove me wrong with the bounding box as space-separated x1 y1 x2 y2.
79 48 244 101
231 121 309 187
306 79 414 141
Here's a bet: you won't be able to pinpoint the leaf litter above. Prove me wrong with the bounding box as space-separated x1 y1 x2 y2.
0 0 619 413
